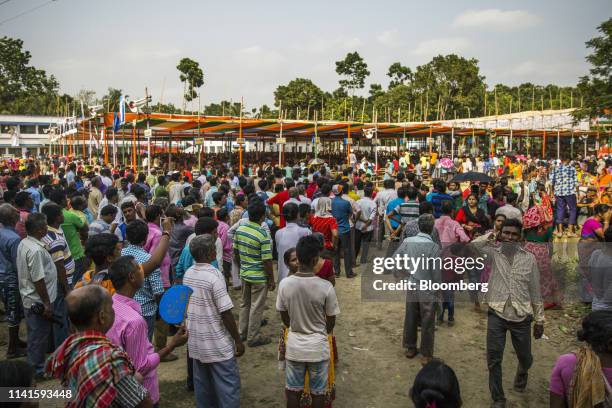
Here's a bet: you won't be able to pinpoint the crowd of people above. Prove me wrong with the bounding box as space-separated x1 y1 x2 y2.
0 148 611 408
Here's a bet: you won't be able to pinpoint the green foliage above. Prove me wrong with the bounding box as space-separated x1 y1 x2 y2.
274 78 324 119
0 36 70 115
574 18 612 121
176 57 204 103
203 100 242 116
387 62 412 89
409 54 486 120
335 52 370 95
368 84 384 101
101 88 123 113
151 102 179 114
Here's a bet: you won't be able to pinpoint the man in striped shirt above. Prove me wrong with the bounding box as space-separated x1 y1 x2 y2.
41 203 73 346
185 234 244 408
234 199 275 347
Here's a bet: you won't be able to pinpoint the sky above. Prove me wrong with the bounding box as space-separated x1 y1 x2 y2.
1 0 610 111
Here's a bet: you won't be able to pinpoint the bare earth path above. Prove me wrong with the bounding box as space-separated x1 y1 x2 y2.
1 257 585 408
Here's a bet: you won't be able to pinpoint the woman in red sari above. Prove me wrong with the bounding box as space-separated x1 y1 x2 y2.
522 206 561 309
309 197 338 259
455 193 490 239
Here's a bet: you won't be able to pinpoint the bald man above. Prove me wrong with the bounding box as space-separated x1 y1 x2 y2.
46 286 154 408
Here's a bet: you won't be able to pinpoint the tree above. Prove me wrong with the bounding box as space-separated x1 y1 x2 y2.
273 78 324 119
176 57 204 111
368 84 385 101
574 18 612 121
387 62 412 89
101 88 123 113
0 36 64 114
410 54 486 120
335 52 370 96
151 102 179 114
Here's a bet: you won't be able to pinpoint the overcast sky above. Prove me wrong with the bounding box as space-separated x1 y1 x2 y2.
1 0 609 111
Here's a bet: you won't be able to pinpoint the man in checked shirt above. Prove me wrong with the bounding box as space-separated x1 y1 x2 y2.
121 220 165 341
471 217 545 408
550 157 579 238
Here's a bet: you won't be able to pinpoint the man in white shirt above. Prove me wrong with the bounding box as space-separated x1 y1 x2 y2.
98 187 122 224
276 235 339 408
373 179 398 246
168 172 185 205
463 157 473 172
355 184 376 264
16 213 59 377
184 234 244 408
275 203 311 282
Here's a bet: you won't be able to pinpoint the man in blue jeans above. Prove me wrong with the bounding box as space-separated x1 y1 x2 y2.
551 158 578 238
277 235 340 408
331 184 354 278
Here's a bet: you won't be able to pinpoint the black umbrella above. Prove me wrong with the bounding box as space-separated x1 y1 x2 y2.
450 172 494 183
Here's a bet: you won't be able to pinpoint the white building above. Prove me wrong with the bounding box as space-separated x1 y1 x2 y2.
0 115 70 157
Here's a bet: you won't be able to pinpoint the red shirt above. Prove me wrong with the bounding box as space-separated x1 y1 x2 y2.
316 259 335 282
306 182 317 199
267 190 290 227
309 216 338 249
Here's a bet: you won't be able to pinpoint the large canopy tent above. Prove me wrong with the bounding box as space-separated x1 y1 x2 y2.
48 108 608 174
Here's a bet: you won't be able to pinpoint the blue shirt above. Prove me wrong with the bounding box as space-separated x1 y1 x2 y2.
331 196 352 234
0 227 20 280
386 197 404 229
121 245 164 317
427 192 454 219
551 165 578 197
25 187 41 213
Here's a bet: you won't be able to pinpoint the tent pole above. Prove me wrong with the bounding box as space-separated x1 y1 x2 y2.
451 127 455 161
239 97 243 176
347 123 351 168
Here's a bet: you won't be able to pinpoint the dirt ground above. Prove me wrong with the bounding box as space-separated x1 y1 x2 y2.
0 246 588 408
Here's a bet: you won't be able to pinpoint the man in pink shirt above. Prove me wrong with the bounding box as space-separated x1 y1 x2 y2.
434 200 470 326
14 191 33 239
434 201 470 245
143 205 171 288
107 255 188 405
216 208 233 283
143 204 176 361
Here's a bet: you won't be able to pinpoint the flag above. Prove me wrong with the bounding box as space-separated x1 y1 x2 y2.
113 113 121 133
119 95 126 125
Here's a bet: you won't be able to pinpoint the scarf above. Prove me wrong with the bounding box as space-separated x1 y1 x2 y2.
46 330 135 408
568 346 611 408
